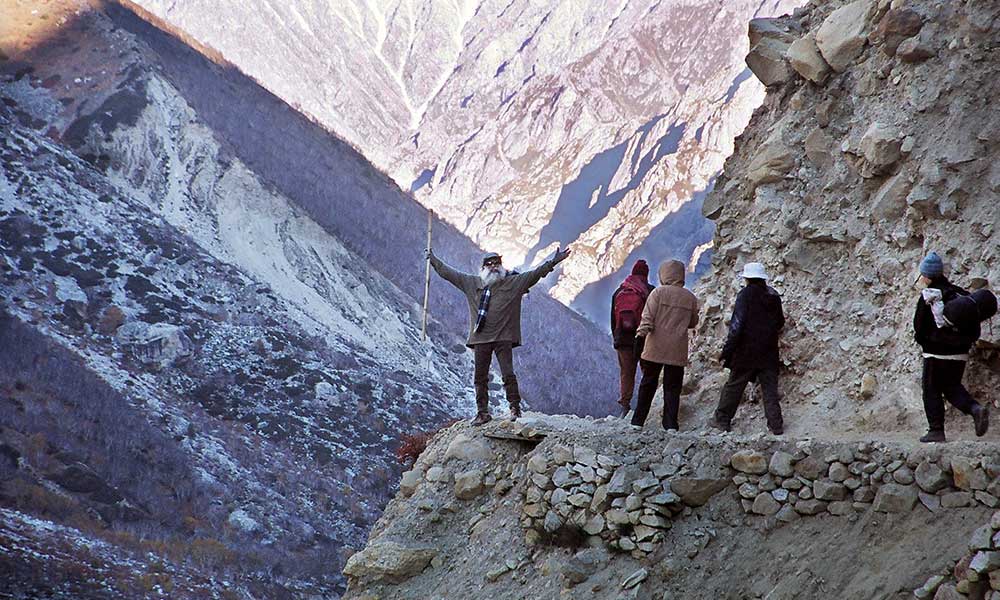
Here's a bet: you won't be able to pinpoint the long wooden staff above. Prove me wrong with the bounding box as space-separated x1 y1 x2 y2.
421 210 433 342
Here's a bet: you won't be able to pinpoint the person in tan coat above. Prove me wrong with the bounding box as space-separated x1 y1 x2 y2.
631 260 699 430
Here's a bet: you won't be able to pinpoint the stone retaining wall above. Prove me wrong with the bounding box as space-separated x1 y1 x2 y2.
516 438 1000 559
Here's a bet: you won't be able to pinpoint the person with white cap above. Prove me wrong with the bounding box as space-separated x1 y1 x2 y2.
709 262 785 434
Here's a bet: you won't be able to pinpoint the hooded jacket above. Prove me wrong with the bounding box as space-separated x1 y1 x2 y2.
720 279 785 370
636 260 699 366
430 254 558 347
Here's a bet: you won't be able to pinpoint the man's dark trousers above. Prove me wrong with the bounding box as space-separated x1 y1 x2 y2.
473 341 521 415
716 367 783 432
632 360 683 430
922 358 979 431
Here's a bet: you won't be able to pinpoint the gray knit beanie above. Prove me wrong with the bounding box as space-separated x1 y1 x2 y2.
919 251 944 278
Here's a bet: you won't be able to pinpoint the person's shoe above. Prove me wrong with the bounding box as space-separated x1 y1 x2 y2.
708 418 731 433
973 405 990 437
629 423 643 431
509 404 522 421
619 404 631 419
919 429 946 443
769 426 784 436
471 412 492 426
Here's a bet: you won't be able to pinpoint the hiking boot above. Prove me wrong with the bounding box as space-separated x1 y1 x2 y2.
509 404 522 421
919 429 946 443
769 426 784 436
619 404 631 419
471 412 492 426
973 404 990 437
708 418 731 433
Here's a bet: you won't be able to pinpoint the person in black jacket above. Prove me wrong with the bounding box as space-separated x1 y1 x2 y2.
610 260 655 418
710 262 785 434
913 251 988 443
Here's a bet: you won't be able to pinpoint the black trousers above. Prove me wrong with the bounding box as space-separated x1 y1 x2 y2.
632 360 684 430
715 367 783 432
922 358 978 432
473 341 520 415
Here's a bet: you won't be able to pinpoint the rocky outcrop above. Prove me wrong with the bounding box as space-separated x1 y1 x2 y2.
688 0 1000 440
343 417 1000 599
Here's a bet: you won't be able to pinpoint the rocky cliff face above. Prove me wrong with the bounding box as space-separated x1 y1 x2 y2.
117 0 800 320
686 0 1000 438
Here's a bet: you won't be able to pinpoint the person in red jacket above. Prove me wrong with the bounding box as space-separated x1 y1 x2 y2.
610 260 655 418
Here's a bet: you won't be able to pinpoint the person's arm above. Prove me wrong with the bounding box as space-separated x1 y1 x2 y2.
720 289 748 363
429 252 473 290
513 247 571 291
637 292 657 337
913 296 929 346
688 295 700 329
610 290 617 334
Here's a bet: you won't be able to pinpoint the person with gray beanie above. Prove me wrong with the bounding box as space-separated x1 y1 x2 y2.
913 251 989 442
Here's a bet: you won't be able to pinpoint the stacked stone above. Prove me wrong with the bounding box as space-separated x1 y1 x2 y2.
730 445 1000 520
914 512 1000 599
519 443 693 559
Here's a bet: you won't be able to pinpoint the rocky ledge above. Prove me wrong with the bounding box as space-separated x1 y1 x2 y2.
343 414 1000 599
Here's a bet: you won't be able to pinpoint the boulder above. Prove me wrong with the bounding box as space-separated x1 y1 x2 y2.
97 306 126 335
747 136 795 191
915 461 950 493
607 466 643 497
527 453 549 474
343 542 437 584
815 0 876 72
444 434 492 463
918 492 941 513
941 492 973 508
858 122 902 177
970 551 1000 575
747 38 793 87
400 469 423 497
786 33 831 83
814 480 848 501
869 172 912 220
872 8 923 56
873 483 918 513
731 451 769 474
50 463 104 494
969 525 994 551
116 321 192 369
913 575 945 600
794 456 827 480
777 505 800 522
804 128 834 169
226 509 260 534
769 451 795 477
952 456 989 491
860 373 878 398
752 492 782 516
828 463 850 483
793 499 827 515
454 469 485 500
670 477 730 507
828 501 855 516
897 34 935 62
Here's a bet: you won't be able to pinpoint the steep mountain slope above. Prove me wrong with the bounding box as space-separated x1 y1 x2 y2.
0 0 606 594
118 0 800 320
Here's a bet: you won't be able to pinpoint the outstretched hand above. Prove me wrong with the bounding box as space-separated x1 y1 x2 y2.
554 247 572 263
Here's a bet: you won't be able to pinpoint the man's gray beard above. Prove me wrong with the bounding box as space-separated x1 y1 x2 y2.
480 267 506 286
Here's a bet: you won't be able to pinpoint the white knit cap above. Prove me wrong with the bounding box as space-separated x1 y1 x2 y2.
741 262 769 280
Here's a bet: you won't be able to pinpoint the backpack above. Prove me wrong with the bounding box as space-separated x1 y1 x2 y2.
943 289 998 329
614 283 648 333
